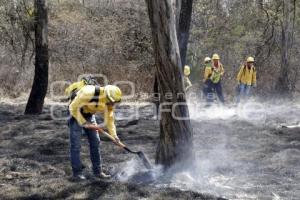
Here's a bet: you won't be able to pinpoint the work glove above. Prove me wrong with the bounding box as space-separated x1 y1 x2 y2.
83 122 99 131
253 83 257 88
114 136 120 144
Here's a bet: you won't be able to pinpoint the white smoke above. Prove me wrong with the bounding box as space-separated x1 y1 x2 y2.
115 99 300 199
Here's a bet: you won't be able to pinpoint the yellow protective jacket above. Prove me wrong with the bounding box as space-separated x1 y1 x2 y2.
204 63 224 83
210 63 225 83
237 65 257 86
69 85 117 138
184 76 192 90
203 64 213 82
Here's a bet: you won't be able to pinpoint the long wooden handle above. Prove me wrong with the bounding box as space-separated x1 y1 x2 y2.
96 128 126 148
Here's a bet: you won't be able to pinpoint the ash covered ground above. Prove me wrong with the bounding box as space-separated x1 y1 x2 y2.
0 100 300 200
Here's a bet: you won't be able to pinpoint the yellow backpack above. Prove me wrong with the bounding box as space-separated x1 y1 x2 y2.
65 76 99 101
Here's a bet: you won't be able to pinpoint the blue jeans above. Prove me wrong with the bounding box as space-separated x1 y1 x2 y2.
236 83 251 103
203 80 225 103
69 115 101 176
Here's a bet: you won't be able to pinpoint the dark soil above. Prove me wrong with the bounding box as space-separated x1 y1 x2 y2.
1 101 300 200
0 103 222 200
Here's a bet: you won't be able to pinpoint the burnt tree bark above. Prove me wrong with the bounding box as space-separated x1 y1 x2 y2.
275 0 294 96
25 0 49 114
152 0 193 117
146 0 193 167
177 0 193 67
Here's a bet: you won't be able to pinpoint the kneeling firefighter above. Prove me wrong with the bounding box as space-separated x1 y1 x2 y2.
66 82 122 181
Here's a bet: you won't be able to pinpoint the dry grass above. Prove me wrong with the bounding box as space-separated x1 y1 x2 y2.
0 0 154 99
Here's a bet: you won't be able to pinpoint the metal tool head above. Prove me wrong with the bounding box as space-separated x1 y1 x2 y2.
137 151 152 170
123 147 152 169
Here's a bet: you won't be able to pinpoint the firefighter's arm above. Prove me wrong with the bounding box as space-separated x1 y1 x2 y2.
236 66 243 82
204 67 211 81
252 68 257 86
220 65 225 76
187 78 192 87
104 105 118 140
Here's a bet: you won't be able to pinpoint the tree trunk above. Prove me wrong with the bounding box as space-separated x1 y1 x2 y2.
146 0 194 167
153 73 160 115
152 0 193 120
177 0 193 67
276 0 293 96
25 0 49 114
256 0 263 10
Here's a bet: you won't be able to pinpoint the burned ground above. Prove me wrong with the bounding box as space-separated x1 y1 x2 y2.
0 102 300 200
0 103 221 200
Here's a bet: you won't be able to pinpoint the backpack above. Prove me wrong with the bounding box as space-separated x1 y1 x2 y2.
65 80 86 101
65 76 99 102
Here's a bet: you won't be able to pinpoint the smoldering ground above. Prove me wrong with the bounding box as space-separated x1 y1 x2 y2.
116 99 300 200
0 102 220 200
0 100 300 200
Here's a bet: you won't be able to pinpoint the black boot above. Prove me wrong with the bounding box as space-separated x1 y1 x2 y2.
71 173 87 182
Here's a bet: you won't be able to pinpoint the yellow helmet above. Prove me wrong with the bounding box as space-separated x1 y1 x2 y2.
184 65 191 76
247 56 254 63
204 57 211 63
104 85 122 103
212 54 220 60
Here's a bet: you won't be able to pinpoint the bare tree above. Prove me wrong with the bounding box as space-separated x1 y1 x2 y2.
256 0 264 10
177 0 193 67
276 0 295 96
152 0 193 126
25 0 48 114
146 0 193 167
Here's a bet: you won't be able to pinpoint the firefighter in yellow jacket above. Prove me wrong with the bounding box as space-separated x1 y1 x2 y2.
203 54 225 104
67 83 122 181
236 57 257 103
184 65 192 91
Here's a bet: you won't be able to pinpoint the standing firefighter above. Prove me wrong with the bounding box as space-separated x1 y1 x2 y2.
202 57 212 100
184 65 192 91
236 57 257 103
203 54 225 104
66 84 122 181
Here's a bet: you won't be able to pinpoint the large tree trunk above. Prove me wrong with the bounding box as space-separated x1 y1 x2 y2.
256 0 264 10
152 0 193 118
146 0 193 167
153 73 160 115
275 0 294 96
177 0 193 67
25 0 49 114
